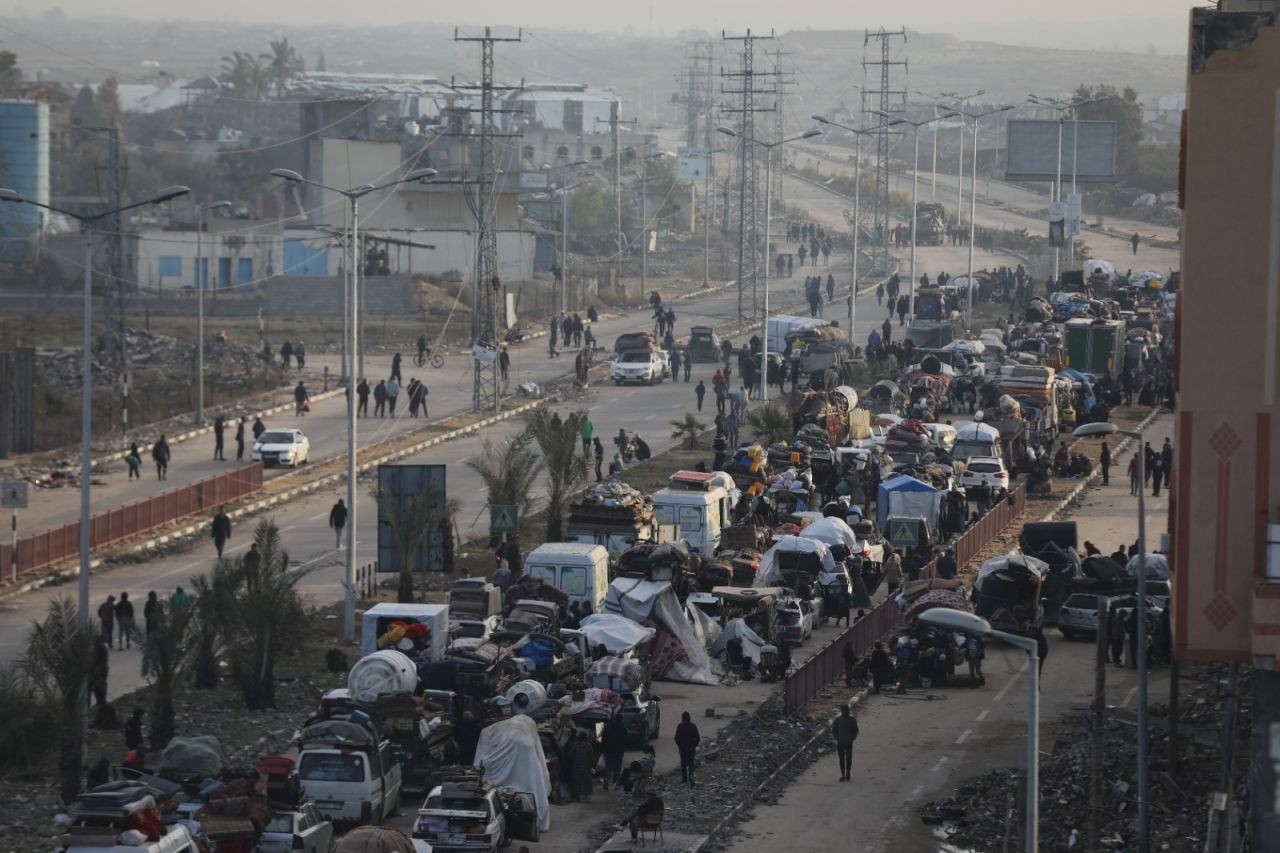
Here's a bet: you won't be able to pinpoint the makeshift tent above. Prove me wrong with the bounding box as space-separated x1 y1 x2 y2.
578 613 657 654
605 578 718 685
756 535 837 586
799 516 859 549
710 618 769 663
876 474 945 532
1124 553 1171 580
473 715 552 832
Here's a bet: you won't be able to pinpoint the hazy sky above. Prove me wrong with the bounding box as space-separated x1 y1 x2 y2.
29 0 1201 47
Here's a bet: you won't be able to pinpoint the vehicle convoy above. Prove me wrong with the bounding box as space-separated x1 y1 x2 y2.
565 480 662 557
252 428 310 467
915 201 946 246
652 470 740 556
611 332 668 384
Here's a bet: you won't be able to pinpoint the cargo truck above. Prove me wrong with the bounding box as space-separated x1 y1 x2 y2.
1063 318 1125 374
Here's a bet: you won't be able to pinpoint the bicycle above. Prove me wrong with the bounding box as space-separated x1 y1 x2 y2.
414 347 445 369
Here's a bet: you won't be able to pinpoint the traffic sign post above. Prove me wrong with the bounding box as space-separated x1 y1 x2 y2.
489 505 518 535
887 517 923 549
2 480 27 584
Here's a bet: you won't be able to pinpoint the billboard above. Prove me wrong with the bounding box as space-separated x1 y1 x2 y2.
677 147 711 183
377 464 448 573
1005 119 1116 183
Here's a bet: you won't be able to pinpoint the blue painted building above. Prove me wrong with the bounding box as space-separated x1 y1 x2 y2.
0 100 50 266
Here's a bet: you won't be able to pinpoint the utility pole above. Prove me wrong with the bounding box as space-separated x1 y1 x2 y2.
454 27 522 414
861 28 907 271
595 110 637 292
94 126 131 435
766 48 793 209
721 29 777 323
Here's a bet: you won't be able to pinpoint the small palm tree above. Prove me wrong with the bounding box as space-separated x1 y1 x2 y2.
466 433 544 574
141 600 197 749
670 412 708 450
189 561 244 690
524 410 590 543
375 486 462 603
745 400 794 445
226 520 310 710
22 598 95 804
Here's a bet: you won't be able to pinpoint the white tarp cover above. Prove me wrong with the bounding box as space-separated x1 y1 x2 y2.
578 613 657 654
1124 553 1171 580
605 579 718 685
473 715 552 832
756 535 837 586
942 338 986 356
710 618 769 663
974 555 1050 589
684 602 723 652
955 422 1001 443
800 517 859 548
1084 259 1116 280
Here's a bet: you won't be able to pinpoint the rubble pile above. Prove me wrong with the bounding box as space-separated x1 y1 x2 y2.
923 662 1248 852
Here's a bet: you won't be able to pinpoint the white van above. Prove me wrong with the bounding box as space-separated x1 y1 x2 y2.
525 543 611 614
297 742 403 826
652 471 739 556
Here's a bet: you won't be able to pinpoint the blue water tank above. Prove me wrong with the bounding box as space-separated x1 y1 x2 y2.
0 100 50 265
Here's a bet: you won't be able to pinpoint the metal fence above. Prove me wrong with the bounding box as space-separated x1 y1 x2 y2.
0 463 263 581
783 483 1027 714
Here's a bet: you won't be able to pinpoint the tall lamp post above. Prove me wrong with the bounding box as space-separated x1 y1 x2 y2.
1073 420 1150 853
0 185 191 627
950 105 1015 330
718 126 822 403
940 90 984 232
555 159 589 313
702 147 726 290
269 167 436 643
1029 94 1110 273
920 607 1040 852
638 149 669 299
874 110 946 324
812 116 893 348
195 200 233 426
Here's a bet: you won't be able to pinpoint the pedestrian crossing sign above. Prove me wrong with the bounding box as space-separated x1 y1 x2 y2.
490 505 518 534
888 517 922 548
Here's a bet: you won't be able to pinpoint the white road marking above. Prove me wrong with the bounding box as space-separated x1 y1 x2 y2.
671 403 681 409
992 661 1028 703
930 756 949 773
643 415 655 420
955 729 972 745
309 511 328 521
911 784 924 799
1121 686 1138 708
976 709 989 722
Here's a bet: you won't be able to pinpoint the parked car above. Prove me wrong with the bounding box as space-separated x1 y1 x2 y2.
252 428 310 467
1058 592 1166 639
959 455 1008 491
610 350 669 385
618 683 662 743
258 802 335 853
778 597 817 644
412 783 540 852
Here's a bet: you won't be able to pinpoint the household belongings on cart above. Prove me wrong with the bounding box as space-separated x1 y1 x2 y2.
587 655 646 692
696 550 761 591
865 380 905 413
578 612 657 658
617 539 699 592
755 534 836 595
876 473 944 534
1019 521 1082 626
447 578 503 623
362 603 450 662
1124 552 1171 579
711 586 783 644
502 574 571 612
472 715 553 833
972 555 1049 634
604 578 719 684
62 777 195 851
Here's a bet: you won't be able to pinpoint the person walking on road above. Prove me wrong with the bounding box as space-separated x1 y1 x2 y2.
695 380 706 412
580 416 594 453
568 731 594 802
213 415 226 461
1160 438 1174 484
965 635 985 683
832 704 859 781
883 547 902 595
1099 441 1111 486
329 499 348 549
144 591 159 637
1150 450 1164 497
151 435 171 481
294 381 309 416
235 417 246 461
91 634 109 708
600 715 628 790
294 341 306 370
1130 232 1140 255
1035 629 1049 676
356 378 370 417
1128 454 1140 496
499 348 511 390
211 506 231 558
97 595 116 644
252 416 265 441
674 711 701 787
670 348 681 382
114 592 135 650
126 442 142 480
593 437 605 482
374 380 387 417
869 641 894 694
683 350 692 382
386 377 401 417
242 542 261 581
390 352 403 384
280 340 293 369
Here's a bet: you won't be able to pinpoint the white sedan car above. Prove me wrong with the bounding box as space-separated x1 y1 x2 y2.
959 455 1008 490
252 428 310 467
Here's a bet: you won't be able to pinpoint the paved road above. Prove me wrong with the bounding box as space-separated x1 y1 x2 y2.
727 415 1174 853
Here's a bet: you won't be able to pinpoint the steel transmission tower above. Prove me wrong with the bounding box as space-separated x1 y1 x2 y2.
454 27 522 413
861 28 907 270
675 41 716 151
766 48 794 209
722 29 777 323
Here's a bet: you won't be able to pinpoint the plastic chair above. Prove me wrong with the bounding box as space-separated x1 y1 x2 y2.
633 807 664 847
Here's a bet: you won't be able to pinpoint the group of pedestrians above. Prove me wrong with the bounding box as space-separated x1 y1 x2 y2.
278 340 307 370
90 586 191 709
549 312 593 359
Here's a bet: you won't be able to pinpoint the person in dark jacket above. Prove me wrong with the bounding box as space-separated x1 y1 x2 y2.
114 592 135 650
212 415 226 461
211 506 232 557
869 641 894 694
143 591 159 636
391 352 403 384
1099 441 1112 486
373 380 388 417
97 595 116 643
329 499 348 549
842 639 857 686
674 712 701 786
234 417 246 461
356 378 370 417
568 731 595 801
831 704 859 781
151 436 171 480
125 706 146 758
252 417 266 441
294 381 309 416
600 715 628 790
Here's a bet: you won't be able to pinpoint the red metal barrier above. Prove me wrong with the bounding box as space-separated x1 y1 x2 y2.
0 463 263 581
782 483 1027 714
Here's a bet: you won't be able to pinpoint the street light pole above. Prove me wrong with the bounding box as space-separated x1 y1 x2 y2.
952 105 1014 330
195 200 231 426
909 124 920 323
851 133 861 337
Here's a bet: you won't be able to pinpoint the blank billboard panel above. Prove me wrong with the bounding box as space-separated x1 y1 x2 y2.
1005 119 1116 183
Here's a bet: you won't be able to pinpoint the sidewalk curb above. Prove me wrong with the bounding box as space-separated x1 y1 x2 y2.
0 398 551 603
1040 407 1165 523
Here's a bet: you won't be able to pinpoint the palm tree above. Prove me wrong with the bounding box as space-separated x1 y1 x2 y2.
0 665 51 772
261 38 304 95
524 410 591 544
466 433 544 575
670 412 708 450
141 599 196 749
375 487 461 603
226 520 310 710
22 598 95 804
745 401 794 445
220 51 265 99
189 561 244 689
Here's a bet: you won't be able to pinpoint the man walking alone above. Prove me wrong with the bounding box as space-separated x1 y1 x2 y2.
211 506 231 557
329 498 348 549
1099 441 1111 486
832 704 859 781
674 711 701 787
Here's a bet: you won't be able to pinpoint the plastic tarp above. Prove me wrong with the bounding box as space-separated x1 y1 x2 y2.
604 578 718 685
1124 553 1171 580
942 338 986 356
578 613 657 654
685 603 723 651
756 535 837 586
974 555 1049 587
298 719 379 749
159 737 227 781
876 474 944 532
799 516 859 549
954 422 1001 444
710 618 768 663
1084 259 1116 281
473 715 552 832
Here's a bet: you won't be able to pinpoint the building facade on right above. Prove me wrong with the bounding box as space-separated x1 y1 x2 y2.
1176 3 1280 848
